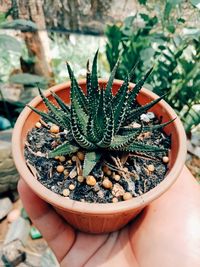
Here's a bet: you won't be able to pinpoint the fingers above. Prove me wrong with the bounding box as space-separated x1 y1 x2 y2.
18 179 76 262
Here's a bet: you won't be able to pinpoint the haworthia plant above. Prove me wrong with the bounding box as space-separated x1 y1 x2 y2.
28 50 173 176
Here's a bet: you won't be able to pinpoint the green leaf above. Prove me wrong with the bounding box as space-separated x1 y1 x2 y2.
27 105 58 125
49 141 79 157
38 87 70 129
71 106 96 149
128 67 153 106
50 90 70 114
116 142 168 153
110 128 142 149
0 34 22 52
83 151 102 177
67 62 88 112
113 75 129 133
10 73 47 87
125 93 167 125
138 0 147 5
97 108 114 148
105 59 119 101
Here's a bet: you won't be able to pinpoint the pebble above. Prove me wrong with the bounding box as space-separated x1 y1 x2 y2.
64 169 69 176
113 173 121 181
36 151 42 156
77 175 84 183
54 156 60 160
69 168 77 179
67 160 72 165
112 197 118 203
106 170 112 176
50 125 60 133
35 122 42 128
7 209 20 223
147 164 155 172
86 176 96 186
72 155 77 162
62 189 70 196
163 156 169 163
77 151 85 161
69 184 75 190
59 156 66 162
56 165 64 173
102 179 112 189
131 122 141 128
0 198 13 220
146 112 155 119
140 114 150 123
112 183 125 197
123 192 133 201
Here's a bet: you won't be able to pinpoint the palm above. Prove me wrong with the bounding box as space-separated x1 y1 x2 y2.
18 166 200 267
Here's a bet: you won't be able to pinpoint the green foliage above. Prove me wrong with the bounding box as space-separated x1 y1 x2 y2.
105 1 200 133
29 51 170 176
9 73 47 87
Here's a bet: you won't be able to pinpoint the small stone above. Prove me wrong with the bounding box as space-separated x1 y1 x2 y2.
69 184 75 190
163 156 169 163
7 209 20 223
77 151 85 161
147 164 155 172
62 189 70 196
54 156 60 160
77 175 84 183
30 226 42 239
0 197 12 220
1 239 26 267
59 156 66 162
123 192 133 201
146 112 155 119
112 197 118 203
106 170 112 176
131 122 141 128
102 179 113 189
72 155 77 162
113 174 121 181
4 217 30 245
36 151 42 156
140 114 150 123
35 122 42 128
63 169 69 176
50 125 60 134
56 165 64 173
69 168 77 178
86 175 96 186
112 183 125 197
67 160 72 165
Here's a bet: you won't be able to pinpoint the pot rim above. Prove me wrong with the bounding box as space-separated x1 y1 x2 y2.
12 79 187 215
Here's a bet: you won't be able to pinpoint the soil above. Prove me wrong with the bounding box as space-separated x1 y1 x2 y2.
24 113 171 203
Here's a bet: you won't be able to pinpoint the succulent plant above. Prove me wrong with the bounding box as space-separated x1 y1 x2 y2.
28 50 173 177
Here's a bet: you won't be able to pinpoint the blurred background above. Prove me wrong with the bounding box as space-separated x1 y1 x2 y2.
0 0 199 266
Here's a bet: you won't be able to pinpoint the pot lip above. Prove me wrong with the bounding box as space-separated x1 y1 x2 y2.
12 79 187 215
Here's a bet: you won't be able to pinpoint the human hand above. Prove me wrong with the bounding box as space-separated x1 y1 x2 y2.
18 166 200 267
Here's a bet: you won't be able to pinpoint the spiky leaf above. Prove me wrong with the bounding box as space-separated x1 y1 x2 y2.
117 141 168 153
48 141 79 157
83 151 102 177
27 105 58 125
105 59 119 101
50 90 70 114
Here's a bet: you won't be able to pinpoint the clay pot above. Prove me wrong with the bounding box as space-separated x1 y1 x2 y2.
12 79 186 234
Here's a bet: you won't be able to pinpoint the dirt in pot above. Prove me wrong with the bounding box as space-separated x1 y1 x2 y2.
24 112 171 204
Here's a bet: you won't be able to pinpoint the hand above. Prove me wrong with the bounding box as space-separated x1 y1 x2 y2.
18 166 200 267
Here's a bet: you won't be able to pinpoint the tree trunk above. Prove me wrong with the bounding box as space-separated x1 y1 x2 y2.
16 0 53 81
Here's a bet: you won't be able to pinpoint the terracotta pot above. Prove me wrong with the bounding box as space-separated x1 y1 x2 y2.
12 79 187 234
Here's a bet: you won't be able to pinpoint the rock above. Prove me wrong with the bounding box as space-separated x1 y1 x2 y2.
140 114 150 123
0 197 13 220
146 112 155 119
4 217 30 245
7 209 21 223
41 248 59 267
1 239 26 266
0 116 11 130
0 129 19 194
